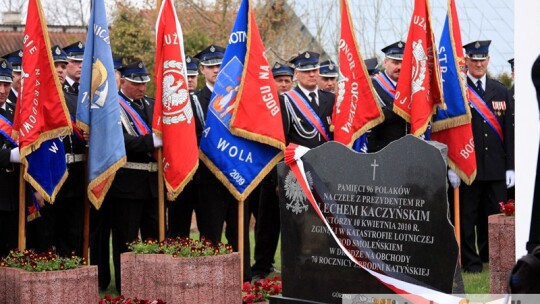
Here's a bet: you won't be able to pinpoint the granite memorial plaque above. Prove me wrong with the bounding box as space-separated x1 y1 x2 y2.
273 136 459 304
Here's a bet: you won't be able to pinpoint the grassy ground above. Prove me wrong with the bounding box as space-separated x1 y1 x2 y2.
462 264 490 294
100 230 489 297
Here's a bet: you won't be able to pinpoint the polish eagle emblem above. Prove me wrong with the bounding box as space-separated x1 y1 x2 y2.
161 60 192 125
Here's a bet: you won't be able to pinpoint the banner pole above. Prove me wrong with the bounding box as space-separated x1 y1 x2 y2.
239 199 245 284
82 148 90 262
453 187 461 267
18 165 26 250
158 148 165 241
156 0 164 244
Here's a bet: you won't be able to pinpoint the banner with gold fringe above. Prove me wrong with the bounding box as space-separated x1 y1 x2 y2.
153 0 198 201
393 0 444 136
431 0 476 185
14 0 72 202
332 0 384 150
199 0 285 201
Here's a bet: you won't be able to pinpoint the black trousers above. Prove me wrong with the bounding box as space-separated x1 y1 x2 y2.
111 196 158 293
460 180 506 271
26 204 54 253
251 181 281 277
0 210 17 257
194 182 230 244
89 198 113 291
26 196 84 257
167 182 197 238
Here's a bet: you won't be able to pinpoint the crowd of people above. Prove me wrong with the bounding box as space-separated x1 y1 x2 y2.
0 36 514 293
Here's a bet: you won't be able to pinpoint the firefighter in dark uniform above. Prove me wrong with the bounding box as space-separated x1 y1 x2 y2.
367 41 410 152
0 59 22 257
194 45 252 281
54 42 86 257
62 41 84 95
1 49 22 106
251 62 295 281
192 44 232 245
271 62 294 95
25 44 86 257
89 55 124 292
318 59 338 93
51 45 68 84
447 40 514 273
108 60 161 292
364 57 379 76
167 55 202 238
280 51 335 148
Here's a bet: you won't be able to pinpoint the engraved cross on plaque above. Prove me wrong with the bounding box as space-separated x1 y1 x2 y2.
371 159 379 180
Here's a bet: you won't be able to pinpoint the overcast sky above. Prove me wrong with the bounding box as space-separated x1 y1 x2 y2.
292 0 514 75
3 0 513 74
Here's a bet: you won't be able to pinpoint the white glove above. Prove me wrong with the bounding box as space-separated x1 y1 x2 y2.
447 169 461 188
10 148 21 163
152 133 163 148
506 170 515 188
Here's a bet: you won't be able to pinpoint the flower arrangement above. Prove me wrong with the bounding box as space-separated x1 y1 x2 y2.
127 236 233 257
499 198 515 216
242 276 282 303
100 295 166 304
0 249 84 272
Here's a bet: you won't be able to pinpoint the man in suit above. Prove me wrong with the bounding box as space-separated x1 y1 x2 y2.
281 51 335 148
318 59 338 93
1 49 22 106
0 59 21 257
62 41 84 95
107 60 161 292
447 40 514 273
367 41 410 152
167 55 202 238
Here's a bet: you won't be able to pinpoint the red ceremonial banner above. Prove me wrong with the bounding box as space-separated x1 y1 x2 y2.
432 124 476 184
229 8 286 151
332 0 383 147
14 0 71 149
394 0 444 136
14 0 72 201
153 0 198 200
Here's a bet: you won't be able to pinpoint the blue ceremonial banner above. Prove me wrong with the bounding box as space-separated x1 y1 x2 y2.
352 134 368 153
77 0 126 209
25 138 67 197
433 10 470 130
199 0 283 201
431 0 476 185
